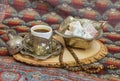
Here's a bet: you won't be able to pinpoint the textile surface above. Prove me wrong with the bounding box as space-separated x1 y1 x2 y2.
0 56 104 81
0 0 120 80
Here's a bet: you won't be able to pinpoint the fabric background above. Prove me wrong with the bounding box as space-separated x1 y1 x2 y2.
0 0 120 80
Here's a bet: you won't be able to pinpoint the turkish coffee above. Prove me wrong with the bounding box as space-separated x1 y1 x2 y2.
34 28 49 33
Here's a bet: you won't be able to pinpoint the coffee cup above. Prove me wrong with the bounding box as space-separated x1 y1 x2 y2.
29 25 53 56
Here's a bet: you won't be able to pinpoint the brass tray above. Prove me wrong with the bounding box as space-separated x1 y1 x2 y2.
13 35 108 67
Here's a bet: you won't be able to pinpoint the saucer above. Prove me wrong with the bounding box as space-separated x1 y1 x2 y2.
20 37 62 60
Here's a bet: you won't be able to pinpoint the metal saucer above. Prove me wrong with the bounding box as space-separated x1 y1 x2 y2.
20 37 62 60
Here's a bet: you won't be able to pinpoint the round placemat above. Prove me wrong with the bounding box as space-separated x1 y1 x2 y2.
13 36 108 67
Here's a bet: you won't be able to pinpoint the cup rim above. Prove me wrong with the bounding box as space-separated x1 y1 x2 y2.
31 25 52 39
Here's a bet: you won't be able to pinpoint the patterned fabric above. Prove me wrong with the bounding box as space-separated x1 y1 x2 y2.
78 7 102 20
0 0 120 80
3 17 25 27
26 20 48 27
0 56 105 81
31 0 53 15
8 0 31 11
4 5 17 19
41 12 63 24
18 8 40 22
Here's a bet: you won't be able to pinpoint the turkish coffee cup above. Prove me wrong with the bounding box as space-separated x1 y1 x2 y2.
29 25 53 56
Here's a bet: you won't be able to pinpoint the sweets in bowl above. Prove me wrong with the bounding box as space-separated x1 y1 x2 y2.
55 16 106 49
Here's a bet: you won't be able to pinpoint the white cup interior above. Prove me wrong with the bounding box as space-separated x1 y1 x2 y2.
31 25 53 39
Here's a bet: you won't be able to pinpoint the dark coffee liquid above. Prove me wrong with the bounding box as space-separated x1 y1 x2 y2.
34 29 49 33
